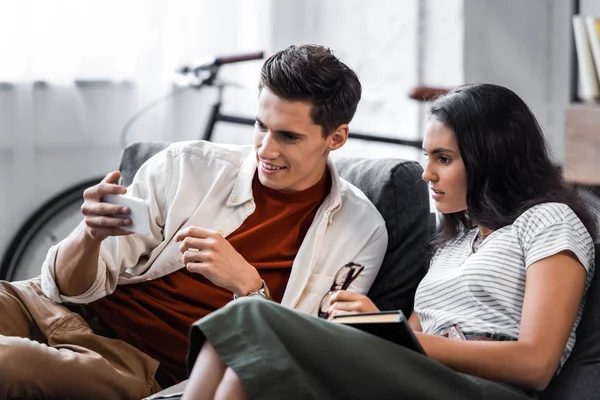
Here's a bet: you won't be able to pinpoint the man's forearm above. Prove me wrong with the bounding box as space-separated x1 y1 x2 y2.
55 222 103 297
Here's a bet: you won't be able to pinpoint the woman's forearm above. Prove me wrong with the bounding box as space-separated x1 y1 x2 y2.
415 332 556 391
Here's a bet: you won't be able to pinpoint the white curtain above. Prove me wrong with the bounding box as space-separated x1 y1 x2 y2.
0 0 272 84
0 0 273 265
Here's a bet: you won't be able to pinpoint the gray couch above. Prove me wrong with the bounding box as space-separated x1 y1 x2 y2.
120 142 600 400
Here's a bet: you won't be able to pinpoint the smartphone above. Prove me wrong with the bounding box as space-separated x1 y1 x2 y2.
101 194 151 236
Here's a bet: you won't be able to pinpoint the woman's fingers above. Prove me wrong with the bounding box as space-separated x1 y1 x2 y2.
328 290 380 314
329 290 362 304
328 298 363 312
328 309 353 321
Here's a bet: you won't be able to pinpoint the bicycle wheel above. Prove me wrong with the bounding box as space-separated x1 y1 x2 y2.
0 176 104 282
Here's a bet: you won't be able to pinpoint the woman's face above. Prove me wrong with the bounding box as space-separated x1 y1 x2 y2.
421 118 468 214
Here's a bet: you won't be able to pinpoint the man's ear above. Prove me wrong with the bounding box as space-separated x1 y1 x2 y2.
327 124 349 151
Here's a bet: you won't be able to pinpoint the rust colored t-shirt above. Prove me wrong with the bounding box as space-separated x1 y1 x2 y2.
86 170 331 386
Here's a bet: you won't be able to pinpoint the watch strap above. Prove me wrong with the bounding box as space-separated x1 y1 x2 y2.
233 279 271 300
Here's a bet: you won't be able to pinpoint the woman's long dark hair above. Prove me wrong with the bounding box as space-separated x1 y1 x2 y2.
429 84 597 249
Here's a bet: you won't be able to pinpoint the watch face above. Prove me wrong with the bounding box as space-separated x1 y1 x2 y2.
248 291 267 299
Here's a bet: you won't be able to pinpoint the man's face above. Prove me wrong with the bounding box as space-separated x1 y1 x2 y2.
254 88 346 192
421 118 468 214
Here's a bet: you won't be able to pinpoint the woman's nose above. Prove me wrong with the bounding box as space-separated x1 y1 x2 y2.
421 162 438 183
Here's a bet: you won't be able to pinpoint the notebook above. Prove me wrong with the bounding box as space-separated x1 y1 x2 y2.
333 310 426 354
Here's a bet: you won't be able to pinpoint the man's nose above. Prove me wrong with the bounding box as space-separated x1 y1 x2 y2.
257 132 279 159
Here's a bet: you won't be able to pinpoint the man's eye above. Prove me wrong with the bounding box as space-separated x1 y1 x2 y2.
254 122 267 131
282 133 297 141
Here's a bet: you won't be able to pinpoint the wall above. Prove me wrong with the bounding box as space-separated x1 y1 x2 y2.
0 0 575 266
1 0 466 264
0 0 271 267
271 0 464 161
580 0 600 17
0 86 125 269
463 0 575 161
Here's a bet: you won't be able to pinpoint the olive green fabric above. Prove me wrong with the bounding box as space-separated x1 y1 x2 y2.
188 299 532 400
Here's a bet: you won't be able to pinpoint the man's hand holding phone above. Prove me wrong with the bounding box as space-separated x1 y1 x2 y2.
80 171 150 241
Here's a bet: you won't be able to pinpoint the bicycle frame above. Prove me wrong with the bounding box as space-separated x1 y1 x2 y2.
0 53 426 282
198 69 422 149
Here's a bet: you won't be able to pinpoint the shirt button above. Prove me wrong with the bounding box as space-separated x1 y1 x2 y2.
245 202 253 210
217 229 224 235
231 196 238 203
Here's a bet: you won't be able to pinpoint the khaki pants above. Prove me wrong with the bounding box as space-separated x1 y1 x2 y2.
0 278 161 400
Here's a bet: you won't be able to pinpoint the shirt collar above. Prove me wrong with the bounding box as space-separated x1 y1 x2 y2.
227 151 343 212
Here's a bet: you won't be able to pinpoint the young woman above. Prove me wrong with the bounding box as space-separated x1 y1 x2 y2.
180 84 597 400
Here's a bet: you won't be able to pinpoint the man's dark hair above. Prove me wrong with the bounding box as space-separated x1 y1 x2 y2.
429 83 597 248
258 44 362 137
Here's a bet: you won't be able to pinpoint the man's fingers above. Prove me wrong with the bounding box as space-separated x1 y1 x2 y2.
83 182 127 201
178 237 209 253
98 181 127 195
84 216 132 229
179 236 218 253
103 171 122 184
182 249 208 265
81 171 126 201
81 202 129 217
185 261 209 275
175 227 218 243
85 226 133 240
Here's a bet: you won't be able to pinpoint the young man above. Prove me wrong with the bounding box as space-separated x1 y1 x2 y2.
0 44 387 399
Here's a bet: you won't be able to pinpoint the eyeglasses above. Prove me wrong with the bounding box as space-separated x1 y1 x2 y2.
318 262 365 319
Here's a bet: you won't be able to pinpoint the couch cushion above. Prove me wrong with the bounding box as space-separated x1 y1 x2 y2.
541 242 600 400
119 142 431 316
541 191 600 400
119 142 171 187
333 158 430 315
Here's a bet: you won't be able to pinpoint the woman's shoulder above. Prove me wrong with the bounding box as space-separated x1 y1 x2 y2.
513 202 580 231
513 202 595 269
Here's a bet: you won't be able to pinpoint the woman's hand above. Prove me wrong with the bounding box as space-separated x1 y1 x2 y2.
327 290 379 320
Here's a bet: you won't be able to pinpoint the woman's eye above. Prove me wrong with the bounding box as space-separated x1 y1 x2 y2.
439 156 450 164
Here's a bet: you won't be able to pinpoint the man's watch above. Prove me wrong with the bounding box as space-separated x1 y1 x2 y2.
233 279 271 300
